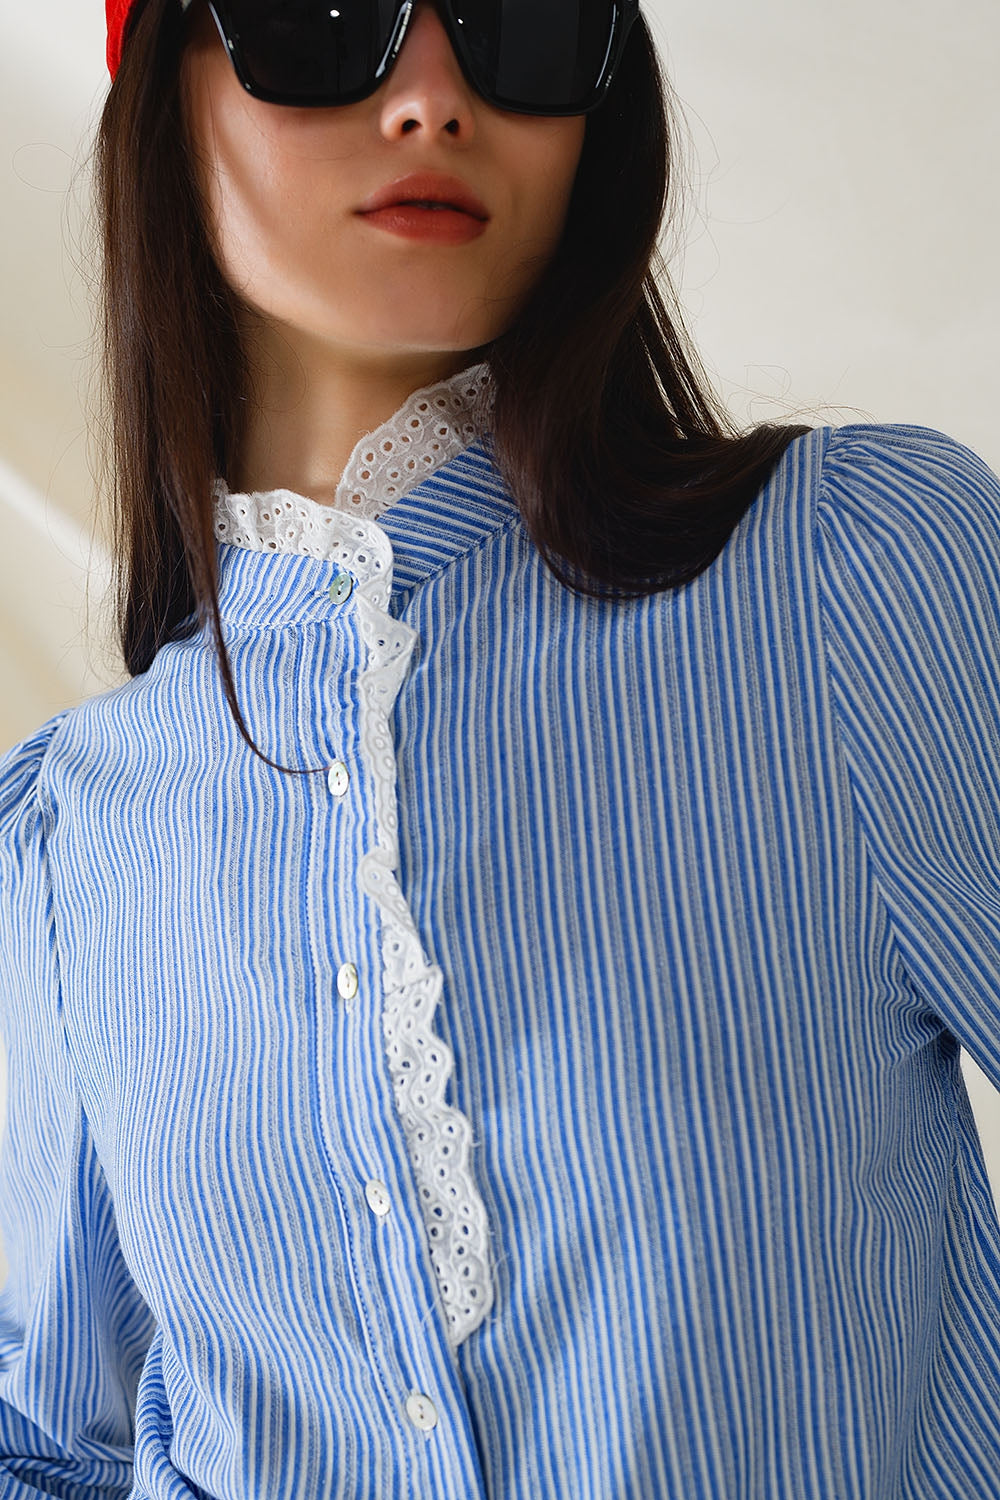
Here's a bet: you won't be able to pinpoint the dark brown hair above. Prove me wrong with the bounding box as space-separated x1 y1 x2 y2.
96 0 809 772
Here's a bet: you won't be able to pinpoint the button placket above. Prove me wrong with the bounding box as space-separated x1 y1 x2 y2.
213 465 499 1461
327 565 354 802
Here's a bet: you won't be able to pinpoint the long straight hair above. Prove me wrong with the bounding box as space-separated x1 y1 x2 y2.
96 0 809 773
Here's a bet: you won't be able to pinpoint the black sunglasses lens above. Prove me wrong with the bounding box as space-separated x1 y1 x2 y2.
223 0 404 103
218 0 621 111
450 0 618 111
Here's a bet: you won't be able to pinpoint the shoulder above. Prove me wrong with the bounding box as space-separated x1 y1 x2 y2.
796 424 1000 725
812 423 1000 616
0 711 69 853
759 422 1000 614
810 421 1000 557
0 717 70 1026
0 668 170 855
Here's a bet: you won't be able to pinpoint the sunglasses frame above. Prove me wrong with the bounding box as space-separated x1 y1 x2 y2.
205 0 640 116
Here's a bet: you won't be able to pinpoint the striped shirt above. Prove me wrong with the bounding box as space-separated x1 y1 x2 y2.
1 420 1000 1498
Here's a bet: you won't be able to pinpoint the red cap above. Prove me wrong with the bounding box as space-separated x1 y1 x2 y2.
106 0 134 77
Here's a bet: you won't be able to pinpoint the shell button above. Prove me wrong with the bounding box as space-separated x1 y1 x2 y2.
336 963 359 1002
405 1393 439 1432
328 570 354 605
327 760 350 798
364 1179 391 1218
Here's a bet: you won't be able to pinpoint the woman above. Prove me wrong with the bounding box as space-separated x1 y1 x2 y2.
0 0 998 1494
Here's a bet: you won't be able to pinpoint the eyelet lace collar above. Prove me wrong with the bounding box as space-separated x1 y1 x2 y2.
213 361 493 554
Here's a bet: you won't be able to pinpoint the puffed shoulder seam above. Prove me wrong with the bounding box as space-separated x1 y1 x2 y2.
814 421 1000 517
0 710 72 844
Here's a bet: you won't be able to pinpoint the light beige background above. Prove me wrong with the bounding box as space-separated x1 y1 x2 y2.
1 0 999 1263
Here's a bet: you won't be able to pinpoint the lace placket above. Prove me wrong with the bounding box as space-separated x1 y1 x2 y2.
212 364 496 1346
355 582 495 1348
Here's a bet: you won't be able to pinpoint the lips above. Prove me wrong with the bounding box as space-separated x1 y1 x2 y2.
357 172 489 221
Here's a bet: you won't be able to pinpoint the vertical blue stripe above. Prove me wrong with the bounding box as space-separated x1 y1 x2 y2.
0 423 999 1496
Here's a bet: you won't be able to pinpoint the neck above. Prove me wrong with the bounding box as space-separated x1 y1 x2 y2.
233 321 484 504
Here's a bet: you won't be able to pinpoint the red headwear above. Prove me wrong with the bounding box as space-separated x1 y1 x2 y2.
106 0 134 77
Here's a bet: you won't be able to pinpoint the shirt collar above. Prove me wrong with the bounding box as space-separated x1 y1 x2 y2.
212 437 521 629
213 360 492 549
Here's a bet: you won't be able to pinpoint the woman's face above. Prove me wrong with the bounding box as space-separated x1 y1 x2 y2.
181 0 587 363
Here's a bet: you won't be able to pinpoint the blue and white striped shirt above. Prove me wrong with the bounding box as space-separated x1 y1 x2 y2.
1 421 1000 1498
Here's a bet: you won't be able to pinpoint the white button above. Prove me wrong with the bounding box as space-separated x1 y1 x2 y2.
364 1179 391 1217
329 570 354 604
327 760 350 798
336 963 358 1001
405 1393 438 1431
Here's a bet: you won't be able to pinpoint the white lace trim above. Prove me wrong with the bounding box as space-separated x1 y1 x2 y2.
355 592 495 1348
338 362 491 519
213 362 491 550
211 365 495 1348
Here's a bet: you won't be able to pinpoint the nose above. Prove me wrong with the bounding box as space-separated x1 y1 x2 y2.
377 1 478 140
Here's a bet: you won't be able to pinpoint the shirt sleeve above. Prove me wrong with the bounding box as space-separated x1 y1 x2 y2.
816 424 1000 1085
0 717 155 1500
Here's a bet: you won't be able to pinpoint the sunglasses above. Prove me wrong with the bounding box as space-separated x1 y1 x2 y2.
201 0 640 116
